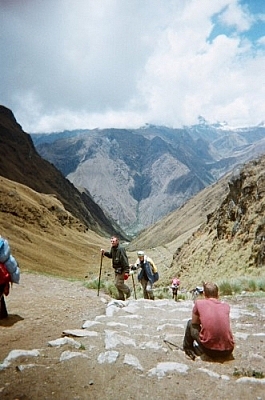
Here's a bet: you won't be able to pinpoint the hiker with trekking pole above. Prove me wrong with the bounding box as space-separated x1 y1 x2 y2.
100 236 131 301
130 251 159 300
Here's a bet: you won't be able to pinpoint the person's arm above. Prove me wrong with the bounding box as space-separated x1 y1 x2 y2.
130 259 140 270
191 311 200 324
191 301 201 324
103 248 112 259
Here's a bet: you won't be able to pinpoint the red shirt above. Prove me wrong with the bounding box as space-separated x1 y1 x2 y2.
193 298 234 351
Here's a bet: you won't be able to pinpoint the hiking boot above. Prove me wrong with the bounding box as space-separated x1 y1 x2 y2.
116 294 125 300
184 348 196 361
193 341 203 356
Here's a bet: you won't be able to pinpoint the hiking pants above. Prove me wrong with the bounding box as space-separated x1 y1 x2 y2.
0 284 8 319
140 278 154 300
115 272 130 301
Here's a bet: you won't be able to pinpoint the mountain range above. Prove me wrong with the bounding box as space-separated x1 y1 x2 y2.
1 105 265 289
32 120 265 235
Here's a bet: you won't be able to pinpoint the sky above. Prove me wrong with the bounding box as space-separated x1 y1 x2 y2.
0 0 265 133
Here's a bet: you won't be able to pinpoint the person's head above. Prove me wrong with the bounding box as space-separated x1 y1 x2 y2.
203 282 219 299
137 250 145 261
110 236 119 247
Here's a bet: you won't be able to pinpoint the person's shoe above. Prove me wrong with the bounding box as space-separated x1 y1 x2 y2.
193 341 203 356
126 289 131 299
184 348 196 361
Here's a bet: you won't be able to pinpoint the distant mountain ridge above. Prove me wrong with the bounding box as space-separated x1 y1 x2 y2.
32 122 265 235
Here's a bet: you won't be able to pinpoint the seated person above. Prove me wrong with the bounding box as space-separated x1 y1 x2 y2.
183 281 234 360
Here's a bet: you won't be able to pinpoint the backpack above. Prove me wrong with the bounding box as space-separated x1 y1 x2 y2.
0 262 11 285
153 271 159 283
0 237 10 263
0 237 20 284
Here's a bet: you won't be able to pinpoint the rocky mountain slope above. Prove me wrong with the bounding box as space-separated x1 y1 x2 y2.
0 105 128 240
32 122 265 235
169 156 265 286
134 155 265 288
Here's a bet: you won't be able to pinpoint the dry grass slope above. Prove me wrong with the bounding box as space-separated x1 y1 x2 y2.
0 176 110 281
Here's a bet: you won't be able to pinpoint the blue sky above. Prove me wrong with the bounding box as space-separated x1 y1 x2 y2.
0 0 265 133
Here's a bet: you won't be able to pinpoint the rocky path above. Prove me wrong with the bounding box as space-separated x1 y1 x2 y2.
0 273 265 400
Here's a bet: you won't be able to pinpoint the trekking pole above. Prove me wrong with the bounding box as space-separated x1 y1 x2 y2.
97 253 103 296
131 272 137 300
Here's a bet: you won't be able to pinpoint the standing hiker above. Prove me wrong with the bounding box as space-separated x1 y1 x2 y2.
171 277 180 301
0 236 20 319
183 281 234 360
101 236 131 301
130 251 159 300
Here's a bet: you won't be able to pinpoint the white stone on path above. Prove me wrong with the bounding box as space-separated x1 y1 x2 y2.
198 367 230 380
97 350 119 364
147 362 189 377
106 321 128 328
48 337 81 349
236 377 265 384
82 320 102 329
123 354 144 371
59 350 89 362
139 340 162 350
0 349 40 370
62 329 98 337
104 330 136 350
106 300 127 316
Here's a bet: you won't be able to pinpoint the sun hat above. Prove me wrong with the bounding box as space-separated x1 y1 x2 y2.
137 251 145 256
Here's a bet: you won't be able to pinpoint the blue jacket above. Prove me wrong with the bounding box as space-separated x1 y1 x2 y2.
135 256 159 283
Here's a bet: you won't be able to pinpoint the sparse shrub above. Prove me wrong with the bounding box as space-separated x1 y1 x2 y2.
84 278 118 298
85 277 265 301
155 291 165 299
257 278 265 291
103 280 119 298
85 278 99 290
176 293 186 301
154 288 171 299
248 279 257 292
233 367 264 379
217 277 265 296
219 281 233 295
230 281 241 294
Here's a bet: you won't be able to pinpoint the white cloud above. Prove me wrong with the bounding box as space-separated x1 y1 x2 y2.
219 2 253 32
0 0 264 132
